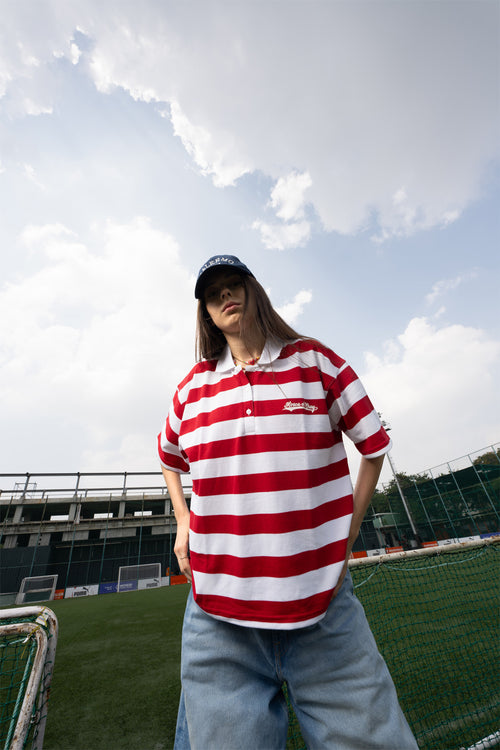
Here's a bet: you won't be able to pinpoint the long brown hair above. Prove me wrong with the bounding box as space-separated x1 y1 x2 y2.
195 275 303 361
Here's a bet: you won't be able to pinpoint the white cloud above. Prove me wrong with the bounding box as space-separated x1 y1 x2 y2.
0 213 311 470
2 1 497 242
269 171 312 222
359 317 500 475
170 100 251 187
252 219 311 251
0 4 79 115
0 218 195 470
425 271 478 306
276 289 313 324
69 41 82 66
22 98 53 116
21 223 75 247
253 171 313 249
23 164 46 189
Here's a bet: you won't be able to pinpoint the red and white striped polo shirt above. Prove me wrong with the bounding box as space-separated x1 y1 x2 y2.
158 338 391 629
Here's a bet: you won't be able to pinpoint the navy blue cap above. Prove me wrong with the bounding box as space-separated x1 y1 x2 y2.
195 255 254 299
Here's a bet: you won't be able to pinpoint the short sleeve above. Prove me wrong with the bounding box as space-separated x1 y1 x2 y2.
157 389 190 473
326 361 392 458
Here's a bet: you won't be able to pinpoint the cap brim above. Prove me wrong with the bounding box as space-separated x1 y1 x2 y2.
195 266 252 299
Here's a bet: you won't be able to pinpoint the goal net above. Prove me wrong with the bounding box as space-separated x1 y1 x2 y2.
15 576 58 606
286 537 500 750
0 606 58 750
117 562 161 592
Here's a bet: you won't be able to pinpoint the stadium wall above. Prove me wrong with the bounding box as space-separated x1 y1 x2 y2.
0 445 498 604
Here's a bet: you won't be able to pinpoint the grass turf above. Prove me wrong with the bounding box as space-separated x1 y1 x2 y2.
350 543 500 750
43 585 188 750
5 541 498 750
41 585 307 750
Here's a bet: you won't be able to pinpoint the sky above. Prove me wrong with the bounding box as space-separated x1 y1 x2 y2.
1 0 499 487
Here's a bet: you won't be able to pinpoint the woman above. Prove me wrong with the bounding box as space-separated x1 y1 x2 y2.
158 255 417 749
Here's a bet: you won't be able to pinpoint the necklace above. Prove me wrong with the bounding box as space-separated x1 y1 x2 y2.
232 354 260 367
233 353 288 398
232 350 289 398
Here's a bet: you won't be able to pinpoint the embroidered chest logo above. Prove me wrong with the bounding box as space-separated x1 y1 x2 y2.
283 400 318 413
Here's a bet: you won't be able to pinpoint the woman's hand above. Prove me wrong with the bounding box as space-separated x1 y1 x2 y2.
161 466 193 583
332 558 349 599
331 454 386 600
174 519 192 582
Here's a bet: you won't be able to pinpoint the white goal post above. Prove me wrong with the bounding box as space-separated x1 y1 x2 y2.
15 575 58 606
117 562 161 592
0 606 58 750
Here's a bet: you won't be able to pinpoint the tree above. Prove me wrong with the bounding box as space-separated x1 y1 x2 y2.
472 449 500 466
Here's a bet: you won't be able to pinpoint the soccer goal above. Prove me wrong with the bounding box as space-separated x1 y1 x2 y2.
0 606 58 750
117 562 161 592
286 537 500 750
348 538 500 749
15 575 58 606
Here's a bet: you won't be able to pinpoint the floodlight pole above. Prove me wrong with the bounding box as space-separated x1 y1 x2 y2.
379 417 418 537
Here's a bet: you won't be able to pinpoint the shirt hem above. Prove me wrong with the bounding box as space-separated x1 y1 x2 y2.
204 608 327 630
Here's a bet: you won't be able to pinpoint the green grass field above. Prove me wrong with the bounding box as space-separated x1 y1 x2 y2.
350 543 500 750
3 541 499 750
41 585 188 750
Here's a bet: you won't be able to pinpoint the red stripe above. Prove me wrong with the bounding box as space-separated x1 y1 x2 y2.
195 460 349 496
186 368 247 403
187 431 338 463
183 397 329 436
190 494 352 535
336 363 358 389
157 434 189 472
256 398 327 417
179 341 348 406
247 364 324 388
356 427 390 455
171 391 184 421
324 363 358 403
281 339 346 370
192 538 347 578
340 395 374 431
177 359 216 391
181 402 250 434
193 588 334 625
184 354 335 407
158 451 188 473
163 420 182 447
325 390 336 410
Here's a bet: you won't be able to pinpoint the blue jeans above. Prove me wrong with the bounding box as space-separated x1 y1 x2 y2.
174 573 417 749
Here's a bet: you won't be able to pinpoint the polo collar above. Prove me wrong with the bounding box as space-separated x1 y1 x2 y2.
216 338 284 372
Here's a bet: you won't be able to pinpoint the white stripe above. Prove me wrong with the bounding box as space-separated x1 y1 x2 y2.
179 412 336 451
186 382 252 415
194 561 345 601
178 368 228 396
192 444 346 479
159 438 183 459
345 410 380 445
182 378 331 422
191 475 353 517
336 377 368 416
166 407 182 434
190 514 351 557
303 348 344 381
